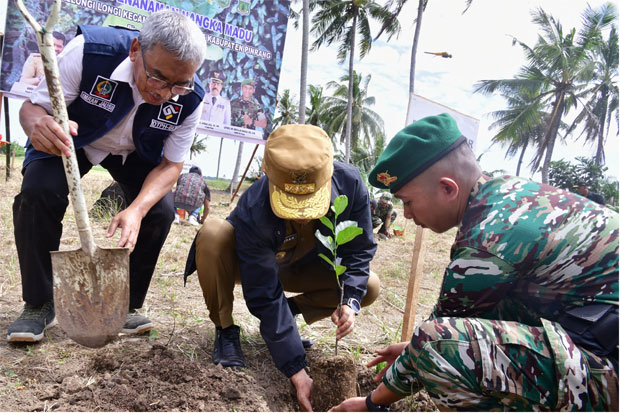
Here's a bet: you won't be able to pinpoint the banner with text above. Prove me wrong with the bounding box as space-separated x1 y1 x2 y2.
0 0 291 143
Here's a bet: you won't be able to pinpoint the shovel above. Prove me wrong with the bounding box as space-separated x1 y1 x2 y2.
16 0 130 348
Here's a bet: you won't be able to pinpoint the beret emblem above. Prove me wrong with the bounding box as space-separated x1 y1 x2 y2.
377 171 397 187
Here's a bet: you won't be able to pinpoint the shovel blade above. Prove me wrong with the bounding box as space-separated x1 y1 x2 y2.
51 246 130 348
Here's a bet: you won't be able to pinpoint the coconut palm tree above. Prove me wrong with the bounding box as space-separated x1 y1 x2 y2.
272 89 299 128
475 4 616 183
305 84 326 127
567 21 618 166
189 134 207 160
321 71 384 152
311 0 399 163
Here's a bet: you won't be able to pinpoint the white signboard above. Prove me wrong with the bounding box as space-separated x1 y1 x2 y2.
408 93 479 151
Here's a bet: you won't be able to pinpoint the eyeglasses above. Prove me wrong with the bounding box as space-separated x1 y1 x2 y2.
140 48 194 96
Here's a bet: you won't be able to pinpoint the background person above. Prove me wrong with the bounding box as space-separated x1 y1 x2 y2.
331 113 618 412
174 165 211 226
369 192 397 239
230 78 266 129
7 10 207 343
19 31 66 86
574 181 606 205
202 70 231 125
184 124 379 411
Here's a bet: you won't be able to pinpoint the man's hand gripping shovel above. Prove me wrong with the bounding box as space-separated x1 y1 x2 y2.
16 0 130 348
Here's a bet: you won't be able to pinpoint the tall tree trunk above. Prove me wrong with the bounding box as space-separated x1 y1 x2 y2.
298 0 309 124
345 13 357 164
409 0 425 95
216 137 224 179
516 144 526 177
595 89 609 166
541 95 565 184
228 141 244 193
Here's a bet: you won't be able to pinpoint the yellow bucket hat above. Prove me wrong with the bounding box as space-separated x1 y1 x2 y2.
264 124 333 220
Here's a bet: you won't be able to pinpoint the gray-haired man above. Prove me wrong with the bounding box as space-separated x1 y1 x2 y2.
9 10 207 343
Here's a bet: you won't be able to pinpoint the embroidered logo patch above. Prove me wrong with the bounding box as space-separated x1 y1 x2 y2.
90 76 117 101
377 171 397 187
158 102 183 125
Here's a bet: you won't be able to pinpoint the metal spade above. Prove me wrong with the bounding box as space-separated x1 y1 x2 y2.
16 0 130 348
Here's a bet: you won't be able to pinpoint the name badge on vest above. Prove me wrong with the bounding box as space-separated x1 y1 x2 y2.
150 101 183 131
81 75 118 112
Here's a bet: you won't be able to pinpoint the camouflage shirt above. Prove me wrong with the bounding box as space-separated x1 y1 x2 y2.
385 175 619 397
372 199 393 222
230 96 265 129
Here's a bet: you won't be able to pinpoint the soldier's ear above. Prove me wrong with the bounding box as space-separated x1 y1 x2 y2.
438 177 459 202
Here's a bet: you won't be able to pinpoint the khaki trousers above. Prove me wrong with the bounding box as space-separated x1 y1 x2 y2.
195 217 380 328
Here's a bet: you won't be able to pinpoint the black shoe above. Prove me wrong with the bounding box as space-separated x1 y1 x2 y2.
213 325 246 367
7 302 57 343
301 337 314 349
121 310 153 334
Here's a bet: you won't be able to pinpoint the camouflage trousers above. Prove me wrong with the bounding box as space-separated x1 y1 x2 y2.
402 317 618 411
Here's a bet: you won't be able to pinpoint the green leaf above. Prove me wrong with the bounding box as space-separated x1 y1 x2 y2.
333 195 348 216
335 220 358 234
336 226 363 246
335 265 346 277
314 229 334 252
318 253 334 267
319 216 334 231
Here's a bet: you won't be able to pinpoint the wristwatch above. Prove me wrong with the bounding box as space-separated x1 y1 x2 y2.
365 391 390 412
345 297 361 315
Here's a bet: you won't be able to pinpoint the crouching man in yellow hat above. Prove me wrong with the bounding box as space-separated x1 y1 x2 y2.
184 124 380 411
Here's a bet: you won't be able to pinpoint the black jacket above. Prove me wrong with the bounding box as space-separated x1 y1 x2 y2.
185 161 376 377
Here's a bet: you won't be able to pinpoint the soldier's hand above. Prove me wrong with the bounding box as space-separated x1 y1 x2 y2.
242 113 252 127
367 342 409 382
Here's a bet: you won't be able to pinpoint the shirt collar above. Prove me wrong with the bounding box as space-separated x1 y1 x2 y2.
110 57 135 87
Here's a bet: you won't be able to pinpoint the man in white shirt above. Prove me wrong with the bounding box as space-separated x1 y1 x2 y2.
8 11 207 343
202 71 231 125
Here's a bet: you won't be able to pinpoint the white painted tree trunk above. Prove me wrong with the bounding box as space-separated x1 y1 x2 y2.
16 0 96 257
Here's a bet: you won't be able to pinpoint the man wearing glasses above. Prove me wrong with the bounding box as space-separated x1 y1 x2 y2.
8 11 206 343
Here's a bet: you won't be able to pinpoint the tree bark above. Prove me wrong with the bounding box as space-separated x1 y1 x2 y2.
541 94 565 184
516 143 526 177
345 12 357 164
595 88 609 166
409 0 425 95
228 141 244 193
298 0 309 124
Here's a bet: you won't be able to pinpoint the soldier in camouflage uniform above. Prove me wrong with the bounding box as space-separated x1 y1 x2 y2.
370 192 397 238
331 113 619 412
230 79 267 130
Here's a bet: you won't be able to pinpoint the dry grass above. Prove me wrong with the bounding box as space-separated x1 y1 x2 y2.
0 156 454 411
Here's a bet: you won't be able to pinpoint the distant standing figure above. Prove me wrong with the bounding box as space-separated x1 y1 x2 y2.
230 79 266 129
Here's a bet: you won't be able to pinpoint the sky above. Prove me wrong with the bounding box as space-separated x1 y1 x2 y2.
2 0 618 182
275 0 619 182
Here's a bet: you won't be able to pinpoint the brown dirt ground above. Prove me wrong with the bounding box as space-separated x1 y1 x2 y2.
0 157 453 411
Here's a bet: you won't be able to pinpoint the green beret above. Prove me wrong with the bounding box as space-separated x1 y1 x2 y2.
241 78 255 87
369 113 466 193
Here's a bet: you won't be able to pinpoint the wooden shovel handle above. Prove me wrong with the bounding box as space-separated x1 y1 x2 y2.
16 0 96 257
